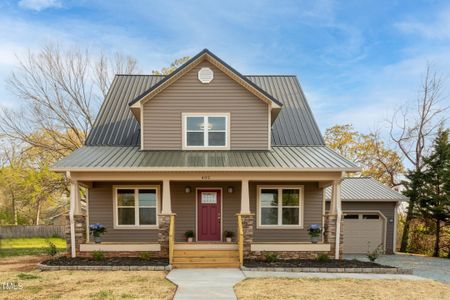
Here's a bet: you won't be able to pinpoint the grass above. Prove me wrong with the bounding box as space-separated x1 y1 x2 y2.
0 256 176 300
0 238 66 257
235 278 450 300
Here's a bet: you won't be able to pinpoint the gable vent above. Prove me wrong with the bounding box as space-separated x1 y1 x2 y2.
198 67 214 83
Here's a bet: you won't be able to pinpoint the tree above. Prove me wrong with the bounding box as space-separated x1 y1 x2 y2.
416 128 450 257
324 124 404 187
390 64 449 252
151 56 191 75
0 44 139 159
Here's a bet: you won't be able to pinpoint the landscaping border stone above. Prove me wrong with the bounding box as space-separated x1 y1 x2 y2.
240 266 412 274
37 263 172 271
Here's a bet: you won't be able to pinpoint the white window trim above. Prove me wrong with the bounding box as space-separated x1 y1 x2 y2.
256 185 304 229
182 113 230 150
112 185 160 229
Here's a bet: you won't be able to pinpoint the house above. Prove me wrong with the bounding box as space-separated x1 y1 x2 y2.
325 177 407 254
53 49 362 268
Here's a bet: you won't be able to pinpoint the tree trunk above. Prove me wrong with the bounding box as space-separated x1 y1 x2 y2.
35 201 41 225
10 191 18 225
433 219 440 257
400 201 414 252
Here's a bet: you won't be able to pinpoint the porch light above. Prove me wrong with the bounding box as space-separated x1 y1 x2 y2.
185 186 191 194
227 186 234 194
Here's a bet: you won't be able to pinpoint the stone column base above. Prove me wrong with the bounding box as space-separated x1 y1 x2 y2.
324 213 344 259
65 214 86 256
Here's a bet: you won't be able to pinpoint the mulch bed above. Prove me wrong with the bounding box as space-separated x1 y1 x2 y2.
244 259 394 268
42 256 169 266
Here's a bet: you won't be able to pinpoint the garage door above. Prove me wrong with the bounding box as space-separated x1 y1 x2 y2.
343 213 385 254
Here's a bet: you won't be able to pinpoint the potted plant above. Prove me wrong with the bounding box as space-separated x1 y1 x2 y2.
185 230 195 242
307 224 321 243
224 231 234 242
89 223 106 244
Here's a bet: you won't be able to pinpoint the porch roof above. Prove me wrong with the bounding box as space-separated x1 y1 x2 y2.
52 146 359 172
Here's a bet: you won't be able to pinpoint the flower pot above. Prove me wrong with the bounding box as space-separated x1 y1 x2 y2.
187 237 193 243
310 236 320 244
94 236 102 244
226 237 232 243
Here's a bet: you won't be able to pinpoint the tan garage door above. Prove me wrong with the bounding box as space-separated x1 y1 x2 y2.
343 213 385 254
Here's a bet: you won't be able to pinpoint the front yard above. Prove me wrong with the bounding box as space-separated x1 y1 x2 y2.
0 256 176 300
0 238 66 257
235 277 450 300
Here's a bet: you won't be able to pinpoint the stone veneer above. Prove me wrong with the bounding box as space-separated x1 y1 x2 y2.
323 213 344 259
158 214 171 257
65 214 87 255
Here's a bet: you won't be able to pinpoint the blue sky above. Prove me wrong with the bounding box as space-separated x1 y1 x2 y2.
0 0 449 135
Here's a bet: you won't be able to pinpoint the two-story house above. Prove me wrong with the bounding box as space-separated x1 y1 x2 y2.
53 49 406 268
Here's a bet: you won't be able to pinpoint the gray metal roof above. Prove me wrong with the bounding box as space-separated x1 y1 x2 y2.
325 177 408 202
53 146 358 171
85 75 324 147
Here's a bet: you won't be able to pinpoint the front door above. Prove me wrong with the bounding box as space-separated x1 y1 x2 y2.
197 189 221 241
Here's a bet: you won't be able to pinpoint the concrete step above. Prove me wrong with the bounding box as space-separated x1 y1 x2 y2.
173 261 241 269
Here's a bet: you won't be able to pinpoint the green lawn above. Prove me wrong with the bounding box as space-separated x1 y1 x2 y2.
0 238 66 257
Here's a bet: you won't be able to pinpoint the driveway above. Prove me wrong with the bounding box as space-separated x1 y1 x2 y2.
346 254 450 283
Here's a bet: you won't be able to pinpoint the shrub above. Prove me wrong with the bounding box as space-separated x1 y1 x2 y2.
367 243 384 262
139 252 152 261
264 252 278 263
316 253 331 262
45 240 58 257
92 250 105 261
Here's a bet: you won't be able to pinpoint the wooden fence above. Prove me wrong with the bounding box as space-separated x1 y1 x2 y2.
0 225 66 238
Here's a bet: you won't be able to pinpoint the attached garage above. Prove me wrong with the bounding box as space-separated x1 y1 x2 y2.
325 177 408 254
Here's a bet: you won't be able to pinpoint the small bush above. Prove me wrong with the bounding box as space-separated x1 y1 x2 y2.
45 240 58 256
316 253 331 262
139 252 152 261
264 252 278 263
92 250 106 261
184 230 195 239
367 243 384 262
224 231 234 238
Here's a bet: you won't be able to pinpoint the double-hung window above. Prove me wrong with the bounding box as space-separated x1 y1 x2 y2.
183 113 229 149
114 187 159 228
258 186 303 228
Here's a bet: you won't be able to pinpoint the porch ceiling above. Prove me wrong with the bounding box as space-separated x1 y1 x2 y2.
53 146 359 172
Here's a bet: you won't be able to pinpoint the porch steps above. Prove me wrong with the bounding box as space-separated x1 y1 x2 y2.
172 249 240 268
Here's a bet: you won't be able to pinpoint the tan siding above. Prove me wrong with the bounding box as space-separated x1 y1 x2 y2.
250 182 323 242
170 181 240 242
88 182 160 242
142 61 269 150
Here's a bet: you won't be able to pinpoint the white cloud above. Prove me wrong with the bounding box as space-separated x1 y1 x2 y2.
18 0 61 12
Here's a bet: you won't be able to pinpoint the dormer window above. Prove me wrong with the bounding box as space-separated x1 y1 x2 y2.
182 113 230 150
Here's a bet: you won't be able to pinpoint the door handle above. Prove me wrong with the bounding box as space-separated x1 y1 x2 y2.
218 214 221 223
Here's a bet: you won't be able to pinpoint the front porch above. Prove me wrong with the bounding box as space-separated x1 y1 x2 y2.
65 171 344 267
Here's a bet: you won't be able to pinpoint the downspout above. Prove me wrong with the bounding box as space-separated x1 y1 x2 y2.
67 171 76 258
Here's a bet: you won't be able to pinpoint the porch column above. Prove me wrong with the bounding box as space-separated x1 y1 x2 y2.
240 179 251 214
161 179 172 214
67 177 85 258
328 180 343 259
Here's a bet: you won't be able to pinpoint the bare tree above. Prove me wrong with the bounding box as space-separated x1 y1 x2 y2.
389 63 449 252
0 44 139 159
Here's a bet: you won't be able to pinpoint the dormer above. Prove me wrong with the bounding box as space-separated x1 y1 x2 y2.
128 49 282 150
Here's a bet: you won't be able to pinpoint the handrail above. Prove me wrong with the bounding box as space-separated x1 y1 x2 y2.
169 215 175 265
237 214 244 267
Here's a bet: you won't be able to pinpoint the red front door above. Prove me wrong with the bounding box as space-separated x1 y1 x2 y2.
197 189 221 241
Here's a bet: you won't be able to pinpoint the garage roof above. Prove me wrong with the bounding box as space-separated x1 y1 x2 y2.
325 177 408 202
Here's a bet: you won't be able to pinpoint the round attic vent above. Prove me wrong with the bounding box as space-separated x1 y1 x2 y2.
198 67 214 83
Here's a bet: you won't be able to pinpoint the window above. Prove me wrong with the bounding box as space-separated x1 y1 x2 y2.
363 214 380 220
258 186 303 228
183 114 229 149
114 187 159 228
344 214 359 220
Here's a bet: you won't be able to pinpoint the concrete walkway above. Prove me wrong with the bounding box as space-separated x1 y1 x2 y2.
167 268 245 300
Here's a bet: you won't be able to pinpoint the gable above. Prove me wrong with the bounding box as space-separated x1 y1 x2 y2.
85 75 324 147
